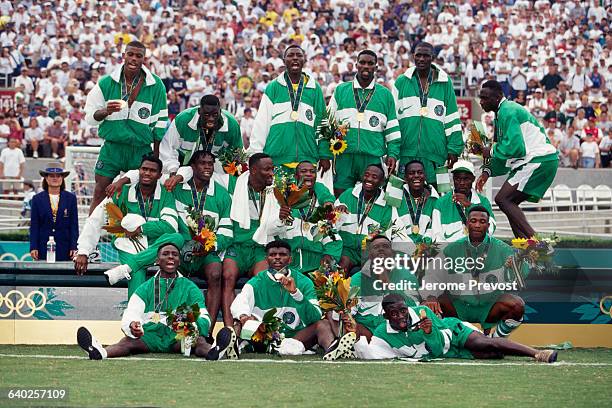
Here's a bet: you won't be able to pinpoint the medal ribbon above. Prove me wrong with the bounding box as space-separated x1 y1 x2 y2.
416 69 433 108
121 68 141 102
357 189 378 229
466 242 490 278
198 120 216 154
135 184 153 221
403 189 424 229
353 84 376 114
248 186 265 220
285 72 305 114
189 179 207 213
154 275 178 314
298 193 317 221
455 202 468 227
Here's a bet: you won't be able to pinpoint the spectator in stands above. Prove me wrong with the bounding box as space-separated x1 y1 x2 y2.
44 116 66 159
573 108 588 131
580 117 603 144
240 107 255 149
541 64 563 91
559 128 581 169
0 137 25 195
24 117 43 158
527 89 547 119
20 180 37 218
0 114 9 149
29 165 79 261
580 133 600 169
599 131 612 169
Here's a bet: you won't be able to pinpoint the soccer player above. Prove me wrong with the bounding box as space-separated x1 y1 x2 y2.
160 94 243 190
276 161 341 273
84 41 168 213
344 235 420 340
476 80 559 239
103 150 233 335
427 206 527 338
77 243 237 360
351 293 558 363
335 164 392 273
328 49 401 196
231 240 354 360
74 155 180 299
248 45 331 174
429 160 495 243
392 42 463 188
222 153 276 327
392 160 439 243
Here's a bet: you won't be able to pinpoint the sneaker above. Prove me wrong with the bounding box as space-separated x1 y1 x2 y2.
206 327 235 361
77 327 107 360
52 153 59 159
534 350 558 363
323 332 356 361
104 264 132 285
33 151 38 158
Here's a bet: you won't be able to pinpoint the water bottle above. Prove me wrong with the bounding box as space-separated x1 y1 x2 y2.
46 236 56 263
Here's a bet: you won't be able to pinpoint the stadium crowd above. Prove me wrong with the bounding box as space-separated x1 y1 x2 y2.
0 0 610 174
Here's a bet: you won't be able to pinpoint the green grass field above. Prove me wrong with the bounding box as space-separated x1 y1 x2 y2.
1 346 611 407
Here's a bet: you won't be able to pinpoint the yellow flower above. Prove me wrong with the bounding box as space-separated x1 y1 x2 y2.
330 138 348 156
511 238 529 250
361 236 368 250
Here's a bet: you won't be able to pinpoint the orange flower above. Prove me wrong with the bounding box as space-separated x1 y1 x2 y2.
290 183 299 192
224 162 238 176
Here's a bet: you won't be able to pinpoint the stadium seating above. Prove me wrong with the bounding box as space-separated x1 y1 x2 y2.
552 184 574 211
594 185 612 210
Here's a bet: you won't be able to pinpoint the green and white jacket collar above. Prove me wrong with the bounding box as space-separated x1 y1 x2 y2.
180 178 217 196
275 69 317 89
351 183 388 207
127 180 163 202
109 63 156 87
403 63 449 83
352 77 376 90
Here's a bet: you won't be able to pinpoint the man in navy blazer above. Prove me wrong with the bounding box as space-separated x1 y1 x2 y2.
30 165 79 261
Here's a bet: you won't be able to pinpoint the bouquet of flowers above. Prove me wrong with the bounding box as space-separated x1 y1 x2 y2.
166 302 201 356
273 167 310 225
510 235 558 282
186 209 217 255
466 121 492 163
412 241 440 284
309 263 359 336
307 204 341 242
217 146 249 176
361 223 386 250
250 308 285 354
103 202 146 251
317 108 349 157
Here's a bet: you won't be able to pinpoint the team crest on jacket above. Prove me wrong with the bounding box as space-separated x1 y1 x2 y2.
369 115 380 127
138 107 151 119
485 274 498 284
282 311 296 324
95 160 104 169
434 105 445 117
305 109 313 121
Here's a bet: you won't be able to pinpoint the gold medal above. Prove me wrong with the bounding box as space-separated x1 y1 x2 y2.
411 225 420 235
302 221 311 234
463 226 469 235
357 112 365 122
152 312 160 323
291 111 299 121
420 107 428 116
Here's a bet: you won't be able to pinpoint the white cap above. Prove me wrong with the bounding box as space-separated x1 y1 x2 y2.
451 160 475 176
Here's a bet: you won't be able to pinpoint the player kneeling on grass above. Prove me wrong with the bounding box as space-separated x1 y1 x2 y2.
350 293 558 363
77 243 237 361
230 240 355 360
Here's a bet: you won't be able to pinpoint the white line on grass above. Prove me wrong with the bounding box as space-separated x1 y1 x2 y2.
0 353 610 366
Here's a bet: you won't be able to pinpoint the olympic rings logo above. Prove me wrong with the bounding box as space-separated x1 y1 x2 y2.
599 296 612 318
0 290 47 318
